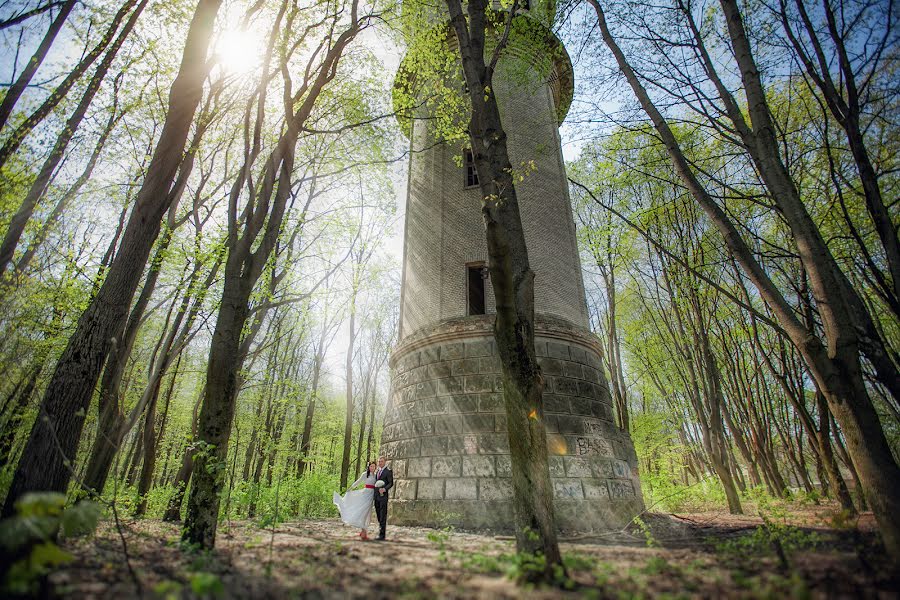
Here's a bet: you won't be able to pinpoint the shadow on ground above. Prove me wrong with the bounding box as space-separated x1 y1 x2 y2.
48 506 898 598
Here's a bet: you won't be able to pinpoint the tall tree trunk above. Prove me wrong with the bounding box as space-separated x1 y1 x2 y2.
135 358 180 516
0 0 76 132
339 298 356 490
590 0 900 558
0 366 40 472
14 89 125 275
298 329 330 477
779 0 900 306
0 0 147 278
445 0 563 575
183 2 365 547
163 386 204 522
0 0 138 173
2 0 223 518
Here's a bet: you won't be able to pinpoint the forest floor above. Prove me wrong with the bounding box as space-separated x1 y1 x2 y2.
48 504 898 599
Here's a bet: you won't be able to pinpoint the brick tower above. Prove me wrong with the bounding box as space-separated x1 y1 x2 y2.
382 2 644 530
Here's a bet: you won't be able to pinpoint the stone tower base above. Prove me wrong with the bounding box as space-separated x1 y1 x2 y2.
382 315 644 532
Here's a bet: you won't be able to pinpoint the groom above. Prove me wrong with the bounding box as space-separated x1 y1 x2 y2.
373 456 393 540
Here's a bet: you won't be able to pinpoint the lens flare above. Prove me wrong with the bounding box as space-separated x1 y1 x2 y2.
547 433 567 455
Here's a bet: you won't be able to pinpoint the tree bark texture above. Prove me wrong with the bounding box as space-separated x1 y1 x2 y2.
2 0 222 518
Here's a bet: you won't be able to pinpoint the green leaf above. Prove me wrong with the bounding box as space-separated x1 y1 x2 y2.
60 500 101 538
189 571 224 597
15 492 66 518
29 541 74 568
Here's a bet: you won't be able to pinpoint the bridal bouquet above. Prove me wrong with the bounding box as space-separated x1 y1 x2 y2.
375 480 385 488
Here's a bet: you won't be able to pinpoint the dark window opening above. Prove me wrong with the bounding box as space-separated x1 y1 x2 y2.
464 148 479 188
468 264 487 315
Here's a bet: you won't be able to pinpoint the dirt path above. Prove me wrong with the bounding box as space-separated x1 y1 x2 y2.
50 508 898 599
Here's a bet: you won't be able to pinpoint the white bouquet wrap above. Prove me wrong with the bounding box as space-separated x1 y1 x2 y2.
375 480 385 488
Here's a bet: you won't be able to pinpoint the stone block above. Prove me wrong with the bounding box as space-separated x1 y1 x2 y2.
421 436 448 456
583 479 610 499
564 457 592 477
395 421 415 439
593 382 612 403
408 457 432 478
399 352 418 371
413 417 435 436
393 438 421 458
445 478 478 500
427 362 451 378
464 374 493 394
421 397 447 415
451 359 480 376
555 377 579 396
479 479 513 501
563 361 584 379
478 394 503 413
593 459 615 479
461 413 494 433
380 440 398 459
436 377 464 396
443 342 465 360
574 436 614 458
577 380 596 399
431 456 462 477
570 347 589 365
548 456 566 477
414 380 436 399
553 479 584 499
446 434 480 455
434 414 463 435
392 459 407 478
584 420 612 437
495 455 511 477
406 367 423 385
544 394 569 413
478 433 509 454
421 346 440 364
395 385 415 405
462 456 496 477
570 396 591 416
404 401 424 420
448 395 477 414
479 357 500 374
395 479 417 500
608 480 635 499
547 342 570 360
582 367 601 384
557 416 585 434
544 415 559 433
533 339 548 357
495 414 507 432
465 340 493 357
539 358 564 376
418 478 445 500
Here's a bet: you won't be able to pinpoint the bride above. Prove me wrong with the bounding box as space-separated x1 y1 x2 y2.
333 460 378 540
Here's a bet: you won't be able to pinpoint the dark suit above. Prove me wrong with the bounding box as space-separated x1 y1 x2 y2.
373 466 393 539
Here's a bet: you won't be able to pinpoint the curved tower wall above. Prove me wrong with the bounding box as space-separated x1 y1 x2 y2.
384 10 644 531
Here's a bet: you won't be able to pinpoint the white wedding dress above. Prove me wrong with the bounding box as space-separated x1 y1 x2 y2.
333 472 375 529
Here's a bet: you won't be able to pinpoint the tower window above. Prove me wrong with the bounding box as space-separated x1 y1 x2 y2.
464 148 479 188
467 263 487 315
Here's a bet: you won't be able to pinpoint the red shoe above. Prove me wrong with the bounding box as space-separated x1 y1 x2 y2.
360 531 369 541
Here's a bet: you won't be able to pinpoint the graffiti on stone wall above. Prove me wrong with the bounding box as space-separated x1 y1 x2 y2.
575 436 614 458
